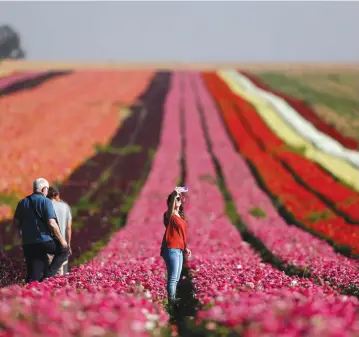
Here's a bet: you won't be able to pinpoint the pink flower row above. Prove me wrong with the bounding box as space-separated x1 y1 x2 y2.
0 73 182 337
3 70 358 337
181 72 359 336
194 73 359 291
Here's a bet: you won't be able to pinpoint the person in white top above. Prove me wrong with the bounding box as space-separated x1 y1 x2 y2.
47 186 72 275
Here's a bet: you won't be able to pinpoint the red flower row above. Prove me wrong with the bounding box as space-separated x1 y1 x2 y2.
202 72 359 254
205 73 359 221
180 72 359 336
239 70 359 150
223 73 359 222
194 73 359 292
2 69 358 336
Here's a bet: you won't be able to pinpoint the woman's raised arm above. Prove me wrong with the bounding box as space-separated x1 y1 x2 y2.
166 190 178 221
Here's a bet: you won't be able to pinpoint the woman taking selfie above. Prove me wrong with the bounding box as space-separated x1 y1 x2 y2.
160 187 191 305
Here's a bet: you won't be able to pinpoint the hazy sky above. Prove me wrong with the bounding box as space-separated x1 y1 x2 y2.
1 1 359 62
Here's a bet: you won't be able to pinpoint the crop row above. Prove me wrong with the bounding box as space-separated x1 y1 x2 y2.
0 72 169 288
2 69 359 337
198 73 359 295
218 71 359 194
203 72 359 255
240 70 358 150
230 71 359 169
0 70 153 227
0 72 184 337
0 70 154 199
0 212 169 337
179 72 359 337
0 71 47 91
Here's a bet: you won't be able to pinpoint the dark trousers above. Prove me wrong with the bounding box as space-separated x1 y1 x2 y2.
23 240 69 283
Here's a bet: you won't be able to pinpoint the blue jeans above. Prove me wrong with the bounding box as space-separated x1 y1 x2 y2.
162 248 183 300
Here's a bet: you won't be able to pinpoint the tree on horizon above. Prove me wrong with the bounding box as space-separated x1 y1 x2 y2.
0 25 26 60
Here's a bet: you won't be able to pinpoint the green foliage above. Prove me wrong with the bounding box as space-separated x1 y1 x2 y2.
248 207 267 218
184 319 240 337
0 193 19 211
257 72 358 117
288 144 307 156
306 209 333 223
215 175 245 231
93 144 143 156
71 235 110 266
71 148 156 267
336 177 357 192
342 197 359 206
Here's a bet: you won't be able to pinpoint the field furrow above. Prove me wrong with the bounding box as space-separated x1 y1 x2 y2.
0 72 169 288
0 65 358 337
0 72 183 337
203 72 359 255
196 72 359 295
231 71 359 167
179 72 359 337
218 71 359 193
204 73 359 223
0 71 154 200
240 70 359 149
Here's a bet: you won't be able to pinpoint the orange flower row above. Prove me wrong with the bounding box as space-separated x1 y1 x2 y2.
0 70 154 202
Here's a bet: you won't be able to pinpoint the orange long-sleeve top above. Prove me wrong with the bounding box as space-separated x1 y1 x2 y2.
161 212 187 251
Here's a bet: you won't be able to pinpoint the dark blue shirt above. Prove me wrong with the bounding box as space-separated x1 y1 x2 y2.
14 193 56 245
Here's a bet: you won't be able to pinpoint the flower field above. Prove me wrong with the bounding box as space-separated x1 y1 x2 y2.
1 65 359 337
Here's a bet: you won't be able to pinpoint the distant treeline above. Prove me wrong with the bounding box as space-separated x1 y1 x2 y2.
0 25 25 60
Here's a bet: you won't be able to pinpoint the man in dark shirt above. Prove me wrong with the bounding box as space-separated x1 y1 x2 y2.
13 177 69 283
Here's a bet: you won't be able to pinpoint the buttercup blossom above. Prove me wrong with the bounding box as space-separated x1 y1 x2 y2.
198 73 359 292
180 72 359 336
0 72 180 337
1 70 359 337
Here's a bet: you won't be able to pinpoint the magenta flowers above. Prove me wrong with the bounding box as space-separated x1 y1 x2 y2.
0 73 183 336
1 70 359 337
178 72 359 336
195 73 359 293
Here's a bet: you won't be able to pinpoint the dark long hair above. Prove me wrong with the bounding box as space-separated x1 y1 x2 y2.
163 191 185 226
